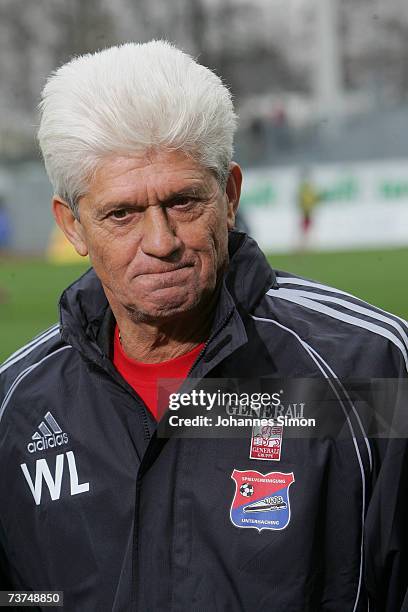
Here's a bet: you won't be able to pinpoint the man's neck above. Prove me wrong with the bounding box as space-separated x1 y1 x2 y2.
110 296 217 363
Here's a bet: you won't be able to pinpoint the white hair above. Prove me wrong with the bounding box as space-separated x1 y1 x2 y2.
37 40 237 218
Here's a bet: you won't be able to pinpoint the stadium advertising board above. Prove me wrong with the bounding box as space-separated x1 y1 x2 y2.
241 159 408 251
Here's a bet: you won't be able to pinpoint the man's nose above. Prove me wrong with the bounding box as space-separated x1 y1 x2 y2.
140 206 182 258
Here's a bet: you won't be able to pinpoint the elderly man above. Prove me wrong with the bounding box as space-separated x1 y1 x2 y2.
0 41 407 611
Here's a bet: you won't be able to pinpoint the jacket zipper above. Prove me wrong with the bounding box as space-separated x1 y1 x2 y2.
132 307 235 612
185 307 234 379
97 352 153 442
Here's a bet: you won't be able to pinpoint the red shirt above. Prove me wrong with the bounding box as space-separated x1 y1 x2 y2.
113 325 204 420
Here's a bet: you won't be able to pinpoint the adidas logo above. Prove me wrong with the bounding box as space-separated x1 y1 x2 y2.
27 412 69 454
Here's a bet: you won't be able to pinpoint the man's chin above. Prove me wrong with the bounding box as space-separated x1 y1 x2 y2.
124 294 199 324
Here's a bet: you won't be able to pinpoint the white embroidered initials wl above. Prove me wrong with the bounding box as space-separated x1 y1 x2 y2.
20 451 90 505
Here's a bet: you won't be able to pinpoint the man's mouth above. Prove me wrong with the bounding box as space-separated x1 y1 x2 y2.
133 265 195 289
136 263 194 277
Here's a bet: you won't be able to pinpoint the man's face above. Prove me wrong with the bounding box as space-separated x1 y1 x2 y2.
68 150 240 323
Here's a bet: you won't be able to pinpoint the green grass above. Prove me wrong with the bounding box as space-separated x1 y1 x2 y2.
0 248 407 363
0 261 89 363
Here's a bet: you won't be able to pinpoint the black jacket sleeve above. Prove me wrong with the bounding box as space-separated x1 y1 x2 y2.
0 535 11 590
364 361 408 611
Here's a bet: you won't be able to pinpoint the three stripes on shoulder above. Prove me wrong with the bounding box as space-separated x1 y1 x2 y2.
0 324 60 375
262 277 408 374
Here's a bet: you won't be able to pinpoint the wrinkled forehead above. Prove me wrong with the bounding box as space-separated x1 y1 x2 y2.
83 150 219 207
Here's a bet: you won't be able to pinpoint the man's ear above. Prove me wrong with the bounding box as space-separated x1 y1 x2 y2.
225 162 242 230
52 197 88 257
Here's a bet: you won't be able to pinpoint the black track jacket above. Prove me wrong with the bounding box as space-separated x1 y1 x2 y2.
1 232 407 611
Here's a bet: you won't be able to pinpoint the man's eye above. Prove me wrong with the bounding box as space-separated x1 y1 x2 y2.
111 209 129 219
172 198 196 209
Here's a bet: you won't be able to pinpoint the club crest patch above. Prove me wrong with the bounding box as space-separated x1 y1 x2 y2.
230 469 294 532
250 424 283 461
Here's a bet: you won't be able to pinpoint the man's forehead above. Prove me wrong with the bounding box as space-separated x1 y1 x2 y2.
88 151 216 204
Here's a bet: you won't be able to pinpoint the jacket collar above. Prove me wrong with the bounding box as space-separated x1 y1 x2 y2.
59 231 276 367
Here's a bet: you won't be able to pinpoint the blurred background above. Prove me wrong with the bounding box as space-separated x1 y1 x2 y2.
0 0 407 361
